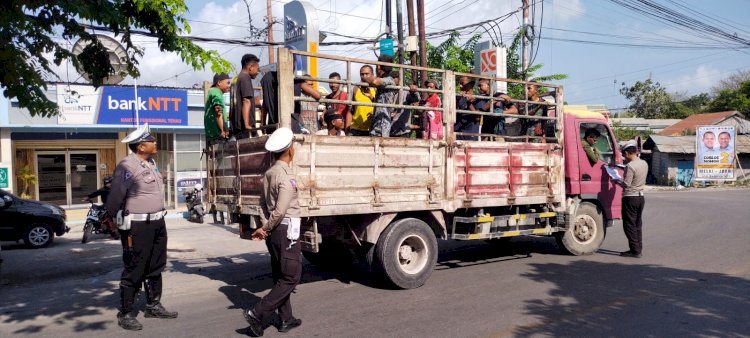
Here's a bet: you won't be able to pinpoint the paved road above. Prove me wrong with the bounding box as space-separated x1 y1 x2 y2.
2 189 749 337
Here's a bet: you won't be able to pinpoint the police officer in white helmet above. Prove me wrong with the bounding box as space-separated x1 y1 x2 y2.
243 127 303 336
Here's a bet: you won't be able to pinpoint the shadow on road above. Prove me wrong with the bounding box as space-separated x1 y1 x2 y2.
512 261 750 337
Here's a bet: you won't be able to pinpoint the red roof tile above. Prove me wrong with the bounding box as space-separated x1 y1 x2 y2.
657 111 740 136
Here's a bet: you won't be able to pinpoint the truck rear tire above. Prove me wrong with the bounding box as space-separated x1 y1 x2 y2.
555 203 605 256
373 218 438 289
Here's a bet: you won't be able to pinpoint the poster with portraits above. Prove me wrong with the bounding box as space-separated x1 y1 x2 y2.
695 126 736 180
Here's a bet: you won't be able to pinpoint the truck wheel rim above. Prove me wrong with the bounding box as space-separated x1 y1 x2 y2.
29 227 50 246
573 215 596 244
397 235 428 275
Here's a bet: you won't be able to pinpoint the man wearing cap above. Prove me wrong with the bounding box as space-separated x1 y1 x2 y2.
107 124 178 331
205 73 231 144
612 141 648 258
244 128 303 336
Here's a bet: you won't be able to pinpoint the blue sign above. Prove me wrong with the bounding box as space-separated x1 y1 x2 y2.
97 86 188 126
380 38 394 56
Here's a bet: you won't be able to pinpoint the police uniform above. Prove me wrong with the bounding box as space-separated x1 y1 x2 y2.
618 141 648 258
244 128 303 336
106 124 177 331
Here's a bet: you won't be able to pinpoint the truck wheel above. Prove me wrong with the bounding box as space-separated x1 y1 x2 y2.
555 203 605 256
373 218 438 289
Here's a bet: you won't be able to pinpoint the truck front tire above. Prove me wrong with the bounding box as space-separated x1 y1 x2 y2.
373 218 438 289
556 203 605 256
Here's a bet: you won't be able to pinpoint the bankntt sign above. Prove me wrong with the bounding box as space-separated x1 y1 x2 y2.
97 87 188 126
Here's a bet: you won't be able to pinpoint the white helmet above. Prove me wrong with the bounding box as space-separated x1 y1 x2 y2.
194 183 203 191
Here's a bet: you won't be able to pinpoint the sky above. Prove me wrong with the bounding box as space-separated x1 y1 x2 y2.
52 0 750 113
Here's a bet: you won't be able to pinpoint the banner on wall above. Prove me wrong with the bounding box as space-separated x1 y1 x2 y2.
695 125 736 181
56 84 101 124
97 86 188 126
175 171 205 203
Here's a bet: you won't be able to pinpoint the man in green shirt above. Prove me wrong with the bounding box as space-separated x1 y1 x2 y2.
582 128 601 165
205 73 231 144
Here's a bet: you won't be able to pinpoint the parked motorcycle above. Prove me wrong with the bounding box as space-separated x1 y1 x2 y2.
82 201 119 243
184 184 205 224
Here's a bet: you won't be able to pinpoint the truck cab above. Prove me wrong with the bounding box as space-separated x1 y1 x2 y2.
563 109 623 226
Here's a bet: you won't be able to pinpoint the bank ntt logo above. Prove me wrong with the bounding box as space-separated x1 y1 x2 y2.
96 86 188 126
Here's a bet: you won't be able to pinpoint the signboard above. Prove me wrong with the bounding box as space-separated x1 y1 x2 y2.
56 84 100 124
0 166 8 189
475 43 507 93
695 125 736 181
380 38 394 56
284 1 319 78
97 86 188 126
175 171 205 203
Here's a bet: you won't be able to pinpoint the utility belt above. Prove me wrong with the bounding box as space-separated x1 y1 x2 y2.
115 210 168 230
623 191 645 197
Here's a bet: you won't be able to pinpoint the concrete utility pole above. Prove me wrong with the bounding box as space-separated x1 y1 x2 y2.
417 0 427 83
406 0 417 71
522 0 529 80
267 0 275 63
385 0 392 36
396 0 404 64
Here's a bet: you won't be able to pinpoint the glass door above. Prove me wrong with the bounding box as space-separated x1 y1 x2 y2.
36 151 99 207
36 152 68 206
69 152 99 207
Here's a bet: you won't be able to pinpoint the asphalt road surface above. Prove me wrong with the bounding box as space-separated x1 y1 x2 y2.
1 188 749 337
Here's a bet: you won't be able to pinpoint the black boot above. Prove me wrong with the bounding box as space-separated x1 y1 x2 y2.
144 277 178 319
118 286 143 331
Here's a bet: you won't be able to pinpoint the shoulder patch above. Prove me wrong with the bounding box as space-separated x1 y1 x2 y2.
290 178 297 189
124 170 133 180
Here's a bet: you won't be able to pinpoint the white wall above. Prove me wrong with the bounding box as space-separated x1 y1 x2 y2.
0 128 13 192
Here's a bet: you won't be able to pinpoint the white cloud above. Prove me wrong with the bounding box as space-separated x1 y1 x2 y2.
549 0 585 24
663 65 723 94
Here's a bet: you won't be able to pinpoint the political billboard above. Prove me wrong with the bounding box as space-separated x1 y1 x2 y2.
695 125 736 181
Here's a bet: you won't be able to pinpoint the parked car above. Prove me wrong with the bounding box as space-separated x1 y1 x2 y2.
0 190 69 248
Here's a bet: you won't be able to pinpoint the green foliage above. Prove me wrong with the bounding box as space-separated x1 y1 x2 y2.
505 29 567 98
0 0 232 117
426 31 480 74
17 166 37 199
611 121 652 143
619 79 691 119
709 80 750 115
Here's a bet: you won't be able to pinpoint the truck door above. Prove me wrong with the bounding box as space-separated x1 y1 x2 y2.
576 122 622 221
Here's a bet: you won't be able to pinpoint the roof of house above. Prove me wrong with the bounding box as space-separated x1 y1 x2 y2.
657 111 746 136
611 118 682 130
643 134 750 154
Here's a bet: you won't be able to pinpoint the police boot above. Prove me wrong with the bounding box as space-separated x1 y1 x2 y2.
118 286 143 331
144 277 178 319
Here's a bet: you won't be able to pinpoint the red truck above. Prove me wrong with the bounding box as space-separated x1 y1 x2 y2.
207 49 623 289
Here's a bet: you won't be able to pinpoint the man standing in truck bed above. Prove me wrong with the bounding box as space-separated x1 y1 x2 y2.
244 128 303 336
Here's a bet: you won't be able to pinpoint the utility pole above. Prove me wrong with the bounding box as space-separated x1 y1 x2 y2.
417 0 427 83
406 0 417 71
522 0 529 81
266 0 275 63
385 0 392 36
396 0 404 64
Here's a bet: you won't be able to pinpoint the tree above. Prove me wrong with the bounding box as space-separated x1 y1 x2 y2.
612 121 652 143
711 70 750 94
620 79 684 119
17 166 37 199
0 0 232 117
709 80 750 115
422 30 567 98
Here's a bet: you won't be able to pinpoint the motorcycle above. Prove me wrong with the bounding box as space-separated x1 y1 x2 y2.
82 201 119 243
184 184 205 224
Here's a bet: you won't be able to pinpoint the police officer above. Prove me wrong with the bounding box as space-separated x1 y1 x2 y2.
243 127 303 336
106 124 178 331
613 141 648 258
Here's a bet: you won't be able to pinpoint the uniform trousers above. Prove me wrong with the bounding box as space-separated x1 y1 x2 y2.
622 196 645 255
253 223 302 323
118 218 168 312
